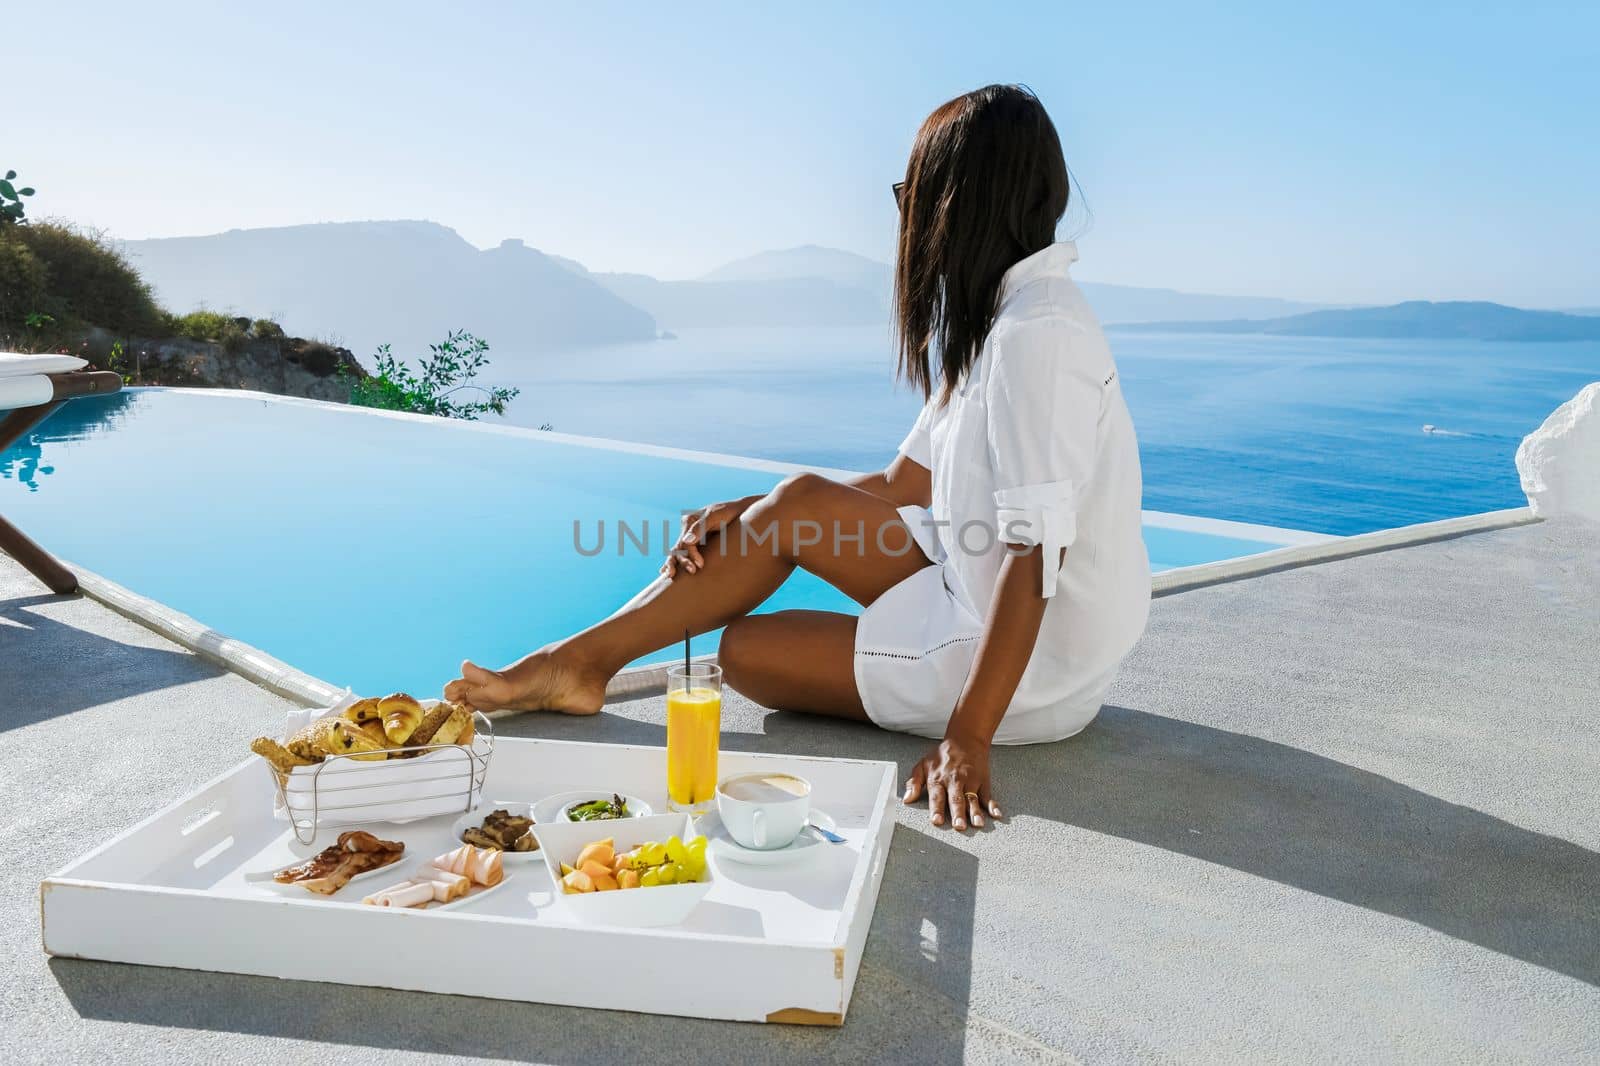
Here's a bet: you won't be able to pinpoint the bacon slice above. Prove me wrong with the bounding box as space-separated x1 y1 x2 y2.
274 830 405 892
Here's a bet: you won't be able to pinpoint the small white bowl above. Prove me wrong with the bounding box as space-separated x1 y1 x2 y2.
449 801 542 864
533 812 710 928
530 789 652 825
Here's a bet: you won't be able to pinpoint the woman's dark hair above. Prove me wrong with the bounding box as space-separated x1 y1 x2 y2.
894 84 1070 402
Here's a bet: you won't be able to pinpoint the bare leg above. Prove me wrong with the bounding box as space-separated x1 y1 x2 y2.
446 473 928 713
717 610 869 721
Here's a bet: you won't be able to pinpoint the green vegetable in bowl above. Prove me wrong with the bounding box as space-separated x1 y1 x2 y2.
566 793 629 821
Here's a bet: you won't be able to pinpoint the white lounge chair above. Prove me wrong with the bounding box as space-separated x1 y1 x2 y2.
0 352 122 592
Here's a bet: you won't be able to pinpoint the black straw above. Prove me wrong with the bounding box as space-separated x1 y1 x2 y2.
683 628 691 682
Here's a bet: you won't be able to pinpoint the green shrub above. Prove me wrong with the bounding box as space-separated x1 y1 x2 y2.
345 330 517 420
0 169 35 226
252 318 285 340
168 309 235 342
218 320 250 354
8 221 165 335
0 233 48 342
294 340 341 376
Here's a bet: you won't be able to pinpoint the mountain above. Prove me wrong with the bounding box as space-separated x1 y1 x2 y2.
701 244 892 294
123 221 656 359
587 271 885 328
1109 301 1600 342
557 244 1333 329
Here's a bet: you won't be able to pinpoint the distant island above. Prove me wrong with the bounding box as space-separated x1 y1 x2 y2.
1109 301 1600 342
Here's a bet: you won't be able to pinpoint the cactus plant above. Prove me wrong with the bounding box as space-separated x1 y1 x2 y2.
0 170 36 225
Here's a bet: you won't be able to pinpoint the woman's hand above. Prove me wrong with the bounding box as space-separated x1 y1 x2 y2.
903 732 1002 830
662 496 757 577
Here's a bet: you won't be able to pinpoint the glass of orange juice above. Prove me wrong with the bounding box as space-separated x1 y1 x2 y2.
666 663 721 813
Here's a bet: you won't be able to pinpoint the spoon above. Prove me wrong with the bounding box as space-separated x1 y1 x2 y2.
808 822 845 844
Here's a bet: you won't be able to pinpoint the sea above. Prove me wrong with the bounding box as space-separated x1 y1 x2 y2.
486 326 1600 538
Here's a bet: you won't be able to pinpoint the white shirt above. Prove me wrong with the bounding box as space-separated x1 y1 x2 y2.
898 241 1150 717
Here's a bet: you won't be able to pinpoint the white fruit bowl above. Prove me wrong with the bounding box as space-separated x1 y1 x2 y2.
532 812 710 928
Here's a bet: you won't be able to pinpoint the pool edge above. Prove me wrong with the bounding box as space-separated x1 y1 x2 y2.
1151 506 1537 597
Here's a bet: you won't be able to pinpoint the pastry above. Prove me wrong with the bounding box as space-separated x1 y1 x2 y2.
378 692 425 745
343 696 382 724
285 717 388 762
285 717 353 760
354 719 389 756
250 736 316 779
343 725 387 761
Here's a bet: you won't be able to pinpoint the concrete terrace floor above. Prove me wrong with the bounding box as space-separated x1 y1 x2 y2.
3 520 1598 1064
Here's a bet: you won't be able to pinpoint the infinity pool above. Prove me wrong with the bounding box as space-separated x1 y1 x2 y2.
0 390 1327 695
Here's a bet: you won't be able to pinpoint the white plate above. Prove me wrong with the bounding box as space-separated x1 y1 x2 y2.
530 789 652 825
359 865 512 912
244 851 408 895
697 809 840 867
449 801 543 863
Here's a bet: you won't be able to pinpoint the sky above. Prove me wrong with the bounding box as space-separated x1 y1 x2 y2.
8 2 1599 307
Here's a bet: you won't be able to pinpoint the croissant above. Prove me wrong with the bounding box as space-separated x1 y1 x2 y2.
379 692 424 745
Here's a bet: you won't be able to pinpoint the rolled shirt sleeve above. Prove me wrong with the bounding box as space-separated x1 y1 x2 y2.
985 319 1108 597
897 398 935 469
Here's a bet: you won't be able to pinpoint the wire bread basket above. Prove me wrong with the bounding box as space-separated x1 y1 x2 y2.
270 711 495 843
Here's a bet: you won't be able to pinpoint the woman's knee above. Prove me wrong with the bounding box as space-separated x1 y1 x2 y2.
747 472 835 555
717 618 762 691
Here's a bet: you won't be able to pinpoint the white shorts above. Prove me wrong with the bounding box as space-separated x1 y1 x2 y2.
852 508 1112 745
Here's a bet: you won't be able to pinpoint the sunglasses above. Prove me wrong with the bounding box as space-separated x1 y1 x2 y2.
892 181 906 209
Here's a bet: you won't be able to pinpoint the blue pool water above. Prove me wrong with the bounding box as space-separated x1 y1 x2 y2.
1 390 1290 695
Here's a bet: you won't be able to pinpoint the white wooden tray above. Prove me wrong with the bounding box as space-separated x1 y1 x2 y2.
41 738 897 1026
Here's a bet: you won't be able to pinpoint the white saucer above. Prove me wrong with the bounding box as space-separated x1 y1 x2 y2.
697 810 840 867
530 789 653 825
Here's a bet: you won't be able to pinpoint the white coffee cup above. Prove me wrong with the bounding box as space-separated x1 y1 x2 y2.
716 772 811 851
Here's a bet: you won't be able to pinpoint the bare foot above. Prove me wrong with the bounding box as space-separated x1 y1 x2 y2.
444 647 608 715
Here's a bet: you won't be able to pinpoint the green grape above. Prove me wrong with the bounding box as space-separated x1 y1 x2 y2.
682 857 704 882
665 835 687 864
640 867 662 888
659 862 682 884
640 842 667 866
686 836 707 858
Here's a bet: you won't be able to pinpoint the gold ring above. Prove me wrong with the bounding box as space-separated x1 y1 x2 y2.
963 791 979 800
